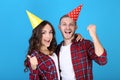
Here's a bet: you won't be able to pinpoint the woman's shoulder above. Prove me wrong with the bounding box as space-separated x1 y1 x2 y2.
30 50 39 57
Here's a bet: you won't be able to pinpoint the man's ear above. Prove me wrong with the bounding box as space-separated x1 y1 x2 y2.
75 25 78 30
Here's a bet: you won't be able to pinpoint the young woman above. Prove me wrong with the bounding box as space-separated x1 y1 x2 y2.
24 20 60 80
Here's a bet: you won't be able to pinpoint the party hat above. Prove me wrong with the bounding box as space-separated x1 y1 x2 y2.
26 10 43 29
67 4 83 22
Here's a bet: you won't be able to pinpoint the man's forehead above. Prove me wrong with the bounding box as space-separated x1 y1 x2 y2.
61 17 74 23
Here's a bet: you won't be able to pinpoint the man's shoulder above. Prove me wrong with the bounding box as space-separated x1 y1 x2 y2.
55 41 63 54
73 39 92 45
57 41 63 47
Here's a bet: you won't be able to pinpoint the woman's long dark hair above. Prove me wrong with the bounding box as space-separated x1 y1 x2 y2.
24 20 57 72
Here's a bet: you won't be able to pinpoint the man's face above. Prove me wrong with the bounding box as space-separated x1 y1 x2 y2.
59 17 77 40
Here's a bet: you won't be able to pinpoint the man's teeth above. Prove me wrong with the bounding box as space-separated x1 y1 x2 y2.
65 31 71 34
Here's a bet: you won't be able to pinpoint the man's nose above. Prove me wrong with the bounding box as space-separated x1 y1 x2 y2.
66 25 70 29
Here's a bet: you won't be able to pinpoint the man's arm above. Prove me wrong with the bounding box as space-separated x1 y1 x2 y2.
87 24 105 56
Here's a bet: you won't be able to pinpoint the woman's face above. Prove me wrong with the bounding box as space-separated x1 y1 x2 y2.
41 24 53 49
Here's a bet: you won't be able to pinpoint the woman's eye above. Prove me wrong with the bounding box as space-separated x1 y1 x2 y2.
50 31 53 34
41 32 45 34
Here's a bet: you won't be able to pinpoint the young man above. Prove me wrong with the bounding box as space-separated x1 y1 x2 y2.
56 4 107 80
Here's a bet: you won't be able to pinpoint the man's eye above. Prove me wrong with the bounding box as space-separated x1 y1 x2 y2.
70 24 75 26
61 23 66 26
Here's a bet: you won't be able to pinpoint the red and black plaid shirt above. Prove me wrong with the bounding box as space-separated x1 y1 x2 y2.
28 51 59 80
56 39 107 80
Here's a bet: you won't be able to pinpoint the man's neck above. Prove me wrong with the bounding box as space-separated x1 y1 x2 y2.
63 35 75 46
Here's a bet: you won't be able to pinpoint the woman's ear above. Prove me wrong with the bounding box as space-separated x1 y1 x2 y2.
58 25 61 30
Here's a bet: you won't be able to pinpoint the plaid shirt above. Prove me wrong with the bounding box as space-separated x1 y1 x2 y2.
56 39 107 80
28 51 59 80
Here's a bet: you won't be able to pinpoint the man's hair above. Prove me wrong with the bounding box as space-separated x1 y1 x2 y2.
59 15 77 26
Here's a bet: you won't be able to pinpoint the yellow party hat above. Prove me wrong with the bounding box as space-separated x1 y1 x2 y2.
26 10 43 29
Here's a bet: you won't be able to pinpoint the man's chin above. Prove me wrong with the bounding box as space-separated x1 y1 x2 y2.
64 37 72 40
63 35 74 40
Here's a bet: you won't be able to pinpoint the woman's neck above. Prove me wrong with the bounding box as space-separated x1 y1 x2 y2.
40 47 50 55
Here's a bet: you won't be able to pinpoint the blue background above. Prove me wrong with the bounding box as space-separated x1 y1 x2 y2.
0 0 119 80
